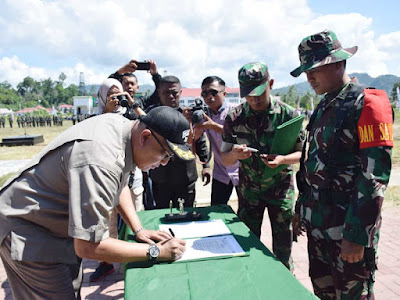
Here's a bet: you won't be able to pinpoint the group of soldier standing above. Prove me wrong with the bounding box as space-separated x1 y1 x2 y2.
0 114 64 128
0 29 394 300
16 114 64 127
88 29 393 299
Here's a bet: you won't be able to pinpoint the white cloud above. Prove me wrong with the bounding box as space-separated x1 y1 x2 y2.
0 56 108 87
376 31 400 75
0 56 47 86
0 0 398 91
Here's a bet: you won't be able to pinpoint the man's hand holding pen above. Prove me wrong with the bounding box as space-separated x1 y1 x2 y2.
156 228 186 261
232 144 254 160
232 144 285 168
157 238 186 261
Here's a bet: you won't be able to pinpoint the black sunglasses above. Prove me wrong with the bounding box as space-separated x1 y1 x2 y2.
148 128 174 160
201 89 221 98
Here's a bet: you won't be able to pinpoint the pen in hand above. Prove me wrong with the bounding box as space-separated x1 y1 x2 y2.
234 144 259 153
169 228 175 237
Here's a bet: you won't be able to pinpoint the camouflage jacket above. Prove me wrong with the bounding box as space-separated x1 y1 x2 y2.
296 82 393 246
222 98 304 200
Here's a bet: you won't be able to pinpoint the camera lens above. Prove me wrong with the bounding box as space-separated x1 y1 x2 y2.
191 110 204 124
118 95 129 107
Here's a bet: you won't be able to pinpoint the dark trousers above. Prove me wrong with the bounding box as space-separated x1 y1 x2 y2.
211 178 237 206
152 182 196 209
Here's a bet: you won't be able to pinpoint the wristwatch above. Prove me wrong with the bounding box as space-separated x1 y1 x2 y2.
147 244 160 261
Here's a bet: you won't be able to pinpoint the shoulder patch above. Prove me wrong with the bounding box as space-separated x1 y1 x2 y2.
229 104 244 122
358 89 393 149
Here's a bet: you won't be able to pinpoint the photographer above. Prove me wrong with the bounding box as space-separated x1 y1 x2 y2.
109 59 161 111
98 78 145 117
92 60 159 282
109 60 161 212
98 79 138 115
147 75 211 209
184 76 239 206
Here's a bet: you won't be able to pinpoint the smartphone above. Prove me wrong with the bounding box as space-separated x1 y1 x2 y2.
135 62 151 71
260 154 273 161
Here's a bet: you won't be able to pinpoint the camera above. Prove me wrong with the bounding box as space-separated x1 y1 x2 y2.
113 95 129 107
135 62 151 71
190 98 209 124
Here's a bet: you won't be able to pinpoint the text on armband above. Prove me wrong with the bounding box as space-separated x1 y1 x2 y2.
358 122 393 144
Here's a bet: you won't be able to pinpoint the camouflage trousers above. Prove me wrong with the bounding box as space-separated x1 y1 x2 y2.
305 223 376 300
237 187 295 271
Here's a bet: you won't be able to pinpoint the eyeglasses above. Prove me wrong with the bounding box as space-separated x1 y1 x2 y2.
201 89 221 98
148 128 174 160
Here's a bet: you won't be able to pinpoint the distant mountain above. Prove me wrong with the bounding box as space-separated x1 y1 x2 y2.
273 73 400 96
138 84 156 94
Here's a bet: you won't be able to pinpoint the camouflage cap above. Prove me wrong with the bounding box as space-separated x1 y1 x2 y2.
290 30 358 77
238 62 269 97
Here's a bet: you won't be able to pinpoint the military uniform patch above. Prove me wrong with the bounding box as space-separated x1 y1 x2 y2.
229 104 244 122
358 89 393 149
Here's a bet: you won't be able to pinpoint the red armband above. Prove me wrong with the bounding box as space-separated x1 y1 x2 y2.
358 89 393 149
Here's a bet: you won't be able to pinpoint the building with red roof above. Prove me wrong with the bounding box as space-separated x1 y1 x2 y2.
16 105 50 115
57 104 74 113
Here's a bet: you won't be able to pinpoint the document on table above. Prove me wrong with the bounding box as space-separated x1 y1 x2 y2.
176 234 246 262
159 219 231 239
159 219 247 262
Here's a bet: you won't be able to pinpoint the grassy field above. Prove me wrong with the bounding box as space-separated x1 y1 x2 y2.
0 115 399 205
0 122 73 160
392 114 400 168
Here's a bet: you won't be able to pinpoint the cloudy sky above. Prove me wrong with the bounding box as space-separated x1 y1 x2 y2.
0 0 399 90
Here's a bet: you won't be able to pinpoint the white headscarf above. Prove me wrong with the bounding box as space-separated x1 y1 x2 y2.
97 78 125 114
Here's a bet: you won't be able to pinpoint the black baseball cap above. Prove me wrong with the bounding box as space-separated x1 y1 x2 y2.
139 106 195 161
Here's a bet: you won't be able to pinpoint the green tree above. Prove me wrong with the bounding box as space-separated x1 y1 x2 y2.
58 72 67 86
281 86 298 107
391 81 400 102
54 82 66 105
17 76 35 95
1 76 81 110
16 76 42 106
40 78 56 107
299 92 312 110
0 81 19 107
64 84 79 104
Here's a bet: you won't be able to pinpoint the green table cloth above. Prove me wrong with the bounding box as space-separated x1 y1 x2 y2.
122 205 317 300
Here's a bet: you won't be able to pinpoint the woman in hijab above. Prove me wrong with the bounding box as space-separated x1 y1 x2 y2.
98 78 145 119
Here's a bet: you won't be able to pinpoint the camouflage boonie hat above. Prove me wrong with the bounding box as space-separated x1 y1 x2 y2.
290 30 358 77
238 62 270 98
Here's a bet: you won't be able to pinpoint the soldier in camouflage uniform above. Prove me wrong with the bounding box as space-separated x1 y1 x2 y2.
221 62 304 271
8 115 13 128
291 30 393 299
